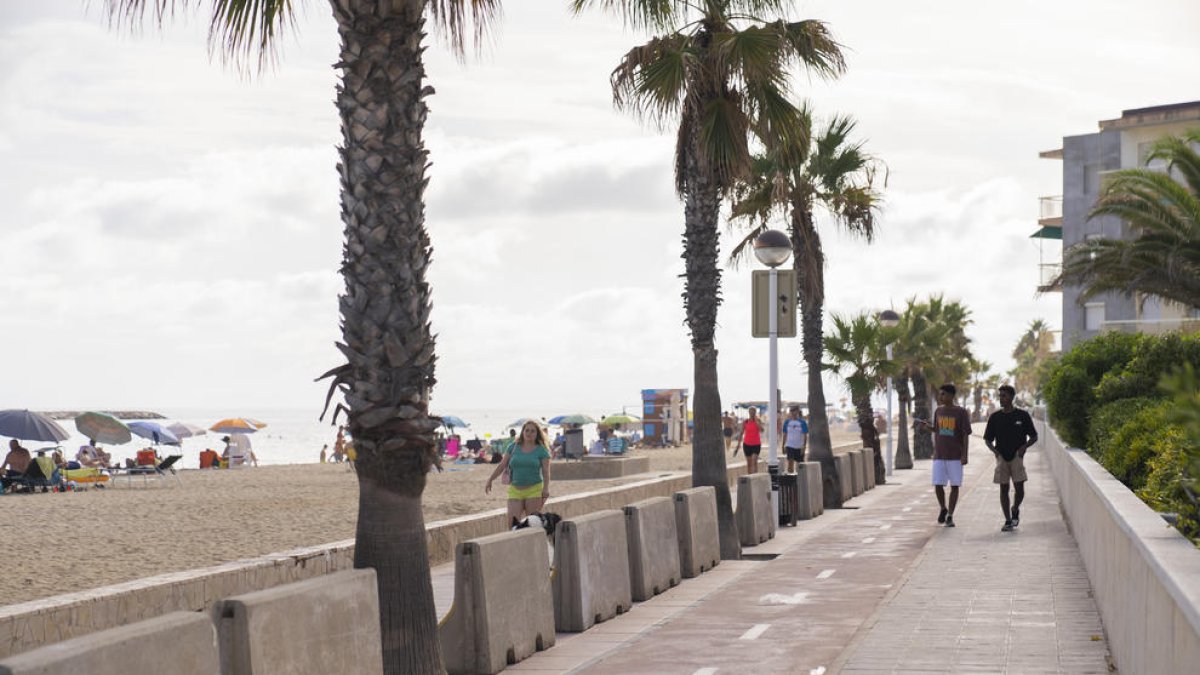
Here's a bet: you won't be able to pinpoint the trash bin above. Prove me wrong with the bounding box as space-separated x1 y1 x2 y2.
769 466 799 527
564 428 584 459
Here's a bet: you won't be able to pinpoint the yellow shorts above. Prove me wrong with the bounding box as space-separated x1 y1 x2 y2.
508 482 544 500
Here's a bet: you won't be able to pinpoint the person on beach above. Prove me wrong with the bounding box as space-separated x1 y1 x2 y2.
782 405 809 473
915 384 972 527
722 411 736 453
76 441 111 468
319 444 327 463
984 384 1038 532
735 407 763 474
2 439 31 489
485 420 552 523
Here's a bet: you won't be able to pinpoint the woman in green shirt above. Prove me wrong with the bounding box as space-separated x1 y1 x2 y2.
486 420 552 522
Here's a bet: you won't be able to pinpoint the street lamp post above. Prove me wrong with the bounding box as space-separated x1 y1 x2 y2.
879 309 901 476
754 230 793 475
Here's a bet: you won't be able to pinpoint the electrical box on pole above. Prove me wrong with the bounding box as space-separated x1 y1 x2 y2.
751 269 797 338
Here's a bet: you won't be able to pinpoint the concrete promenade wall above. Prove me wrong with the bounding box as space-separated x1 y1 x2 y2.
1040 419 1200 674
0 462 747 659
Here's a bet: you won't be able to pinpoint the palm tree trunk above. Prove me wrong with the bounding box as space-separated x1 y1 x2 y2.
683 133 740 561
911 370 933 459
332 3 442 672
895 372 913 469
972 383 983 422
791 203 843 507
851 393 884 484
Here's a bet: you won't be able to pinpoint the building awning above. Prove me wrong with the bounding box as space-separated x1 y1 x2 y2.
1030 226 1062 240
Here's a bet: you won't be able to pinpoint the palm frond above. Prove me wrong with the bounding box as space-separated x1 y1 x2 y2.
698 92 753 189
568 0 679 31
611 34 692 123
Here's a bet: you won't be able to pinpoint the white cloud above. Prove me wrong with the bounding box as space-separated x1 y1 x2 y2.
0 1 1196 413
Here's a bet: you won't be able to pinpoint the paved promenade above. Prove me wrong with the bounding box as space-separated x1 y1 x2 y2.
433 429 1114 674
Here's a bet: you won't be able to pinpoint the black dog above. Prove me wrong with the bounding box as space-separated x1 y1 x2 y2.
511 512 562 540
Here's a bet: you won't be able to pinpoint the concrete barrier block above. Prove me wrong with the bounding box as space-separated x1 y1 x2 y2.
0 611 218 675
862 448 876 490
847 450 865 496
624 497 682 602
553 510 632 632
736 473 775 546
795 462 823 519
833 455 854 502
439 529 555 674
218 569 382 675
674 487 720 578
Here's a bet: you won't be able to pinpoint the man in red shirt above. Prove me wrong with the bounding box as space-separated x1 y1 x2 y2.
916 384 972 528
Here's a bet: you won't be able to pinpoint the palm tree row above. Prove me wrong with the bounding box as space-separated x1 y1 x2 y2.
99 0 861 670
820 296 976 479
726 105 883 506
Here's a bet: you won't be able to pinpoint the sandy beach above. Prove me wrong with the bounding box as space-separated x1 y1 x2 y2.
2 430 861 606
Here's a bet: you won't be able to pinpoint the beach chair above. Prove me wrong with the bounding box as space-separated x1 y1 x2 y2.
9 457 63 493
119 454 183 488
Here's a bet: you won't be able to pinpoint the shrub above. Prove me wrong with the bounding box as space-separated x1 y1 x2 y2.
1044 332 1143 447
1100 401 1178 492
1137 429 1200 543
1088 397 1157 459
1095 333 1200 405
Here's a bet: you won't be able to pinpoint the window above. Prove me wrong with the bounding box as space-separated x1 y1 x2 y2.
1085 303 1105 331
1083 164 1100 194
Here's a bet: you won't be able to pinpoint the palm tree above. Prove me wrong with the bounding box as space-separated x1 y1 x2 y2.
894 296 973 459
1052 129 1200 308
102 1 498 672
729 107 883 506
823 312 895 484
968 357 992 422
1011 318 1056 401
572 0 844 553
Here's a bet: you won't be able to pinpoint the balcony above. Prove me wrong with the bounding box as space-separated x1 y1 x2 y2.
1039 195 1062 226
1101 317 1200 336
1037 263 1062 293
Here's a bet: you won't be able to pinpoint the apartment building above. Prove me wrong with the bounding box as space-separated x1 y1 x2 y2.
1037 101 1200 351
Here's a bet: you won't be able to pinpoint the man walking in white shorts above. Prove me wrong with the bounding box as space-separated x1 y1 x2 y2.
916 384 972 527
984 384 1038 532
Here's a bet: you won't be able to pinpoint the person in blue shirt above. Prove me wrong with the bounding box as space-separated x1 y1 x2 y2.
485 420 553 523
782 405 809 473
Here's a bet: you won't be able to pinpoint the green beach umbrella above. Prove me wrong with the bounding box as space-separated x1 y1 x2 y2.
74 412 132 445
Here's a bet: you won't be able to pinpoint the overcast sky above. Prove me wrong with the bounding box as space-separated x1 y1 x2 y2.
1 1 1198 415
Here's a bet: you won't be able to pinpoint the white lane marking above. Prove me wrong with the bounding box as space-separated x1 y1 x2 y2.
693 669 718 675
841 551 857 559
862 536 876 544
740 624 770 640
880 524 892 530
902 507 912 512
810 668 827 675
816 569 836 579
760 592 809 605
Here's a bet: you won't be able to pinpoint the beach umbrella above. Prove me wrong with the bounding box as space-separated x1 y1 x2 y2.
73 412 132 445
210 418 262 434
166 422 207 439
601 413 641 426
506 417 544 429
243 418 268 429
549 413 596 426
128 421 180 446
0 409 70 442
438 415 469 429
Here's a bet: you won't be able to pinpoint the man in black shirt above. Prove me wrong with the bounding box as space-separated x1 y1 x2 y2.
983 384 1038 532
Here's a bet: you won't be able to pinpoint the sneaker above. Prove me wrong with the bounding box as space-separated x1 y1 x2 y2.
1011 507 1020 527
1001 520 1014 532
938 507 948 524
945 515 955 528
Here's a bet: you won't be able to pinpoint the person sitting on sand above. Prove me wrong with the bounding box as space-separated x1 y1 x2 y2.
2 440 31 489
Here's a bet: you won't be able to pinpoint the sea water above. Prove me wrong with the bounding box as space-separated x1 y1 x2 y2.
33 406 608 469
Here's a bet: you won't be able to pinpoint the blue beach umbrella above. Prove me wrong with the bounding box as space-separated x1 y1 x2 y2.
0 409 70 442
128 421 180 446
438 415 470 429
549 414 596 426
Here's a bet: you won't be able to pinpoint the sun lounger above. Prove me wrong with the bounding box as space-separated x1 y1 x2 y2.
117 454 183 487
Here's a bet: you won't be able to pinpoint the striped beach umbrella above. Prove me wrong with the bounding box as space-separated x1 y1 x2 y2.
74 412 132 445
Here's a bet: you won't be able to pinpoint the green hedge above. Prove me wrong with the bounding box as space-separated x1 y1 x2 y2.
1044 331 1200 544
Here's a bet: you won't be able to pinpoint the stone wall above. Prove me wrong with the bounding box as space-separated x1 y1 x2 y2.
0 463 747 659
1040 419 1200 673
